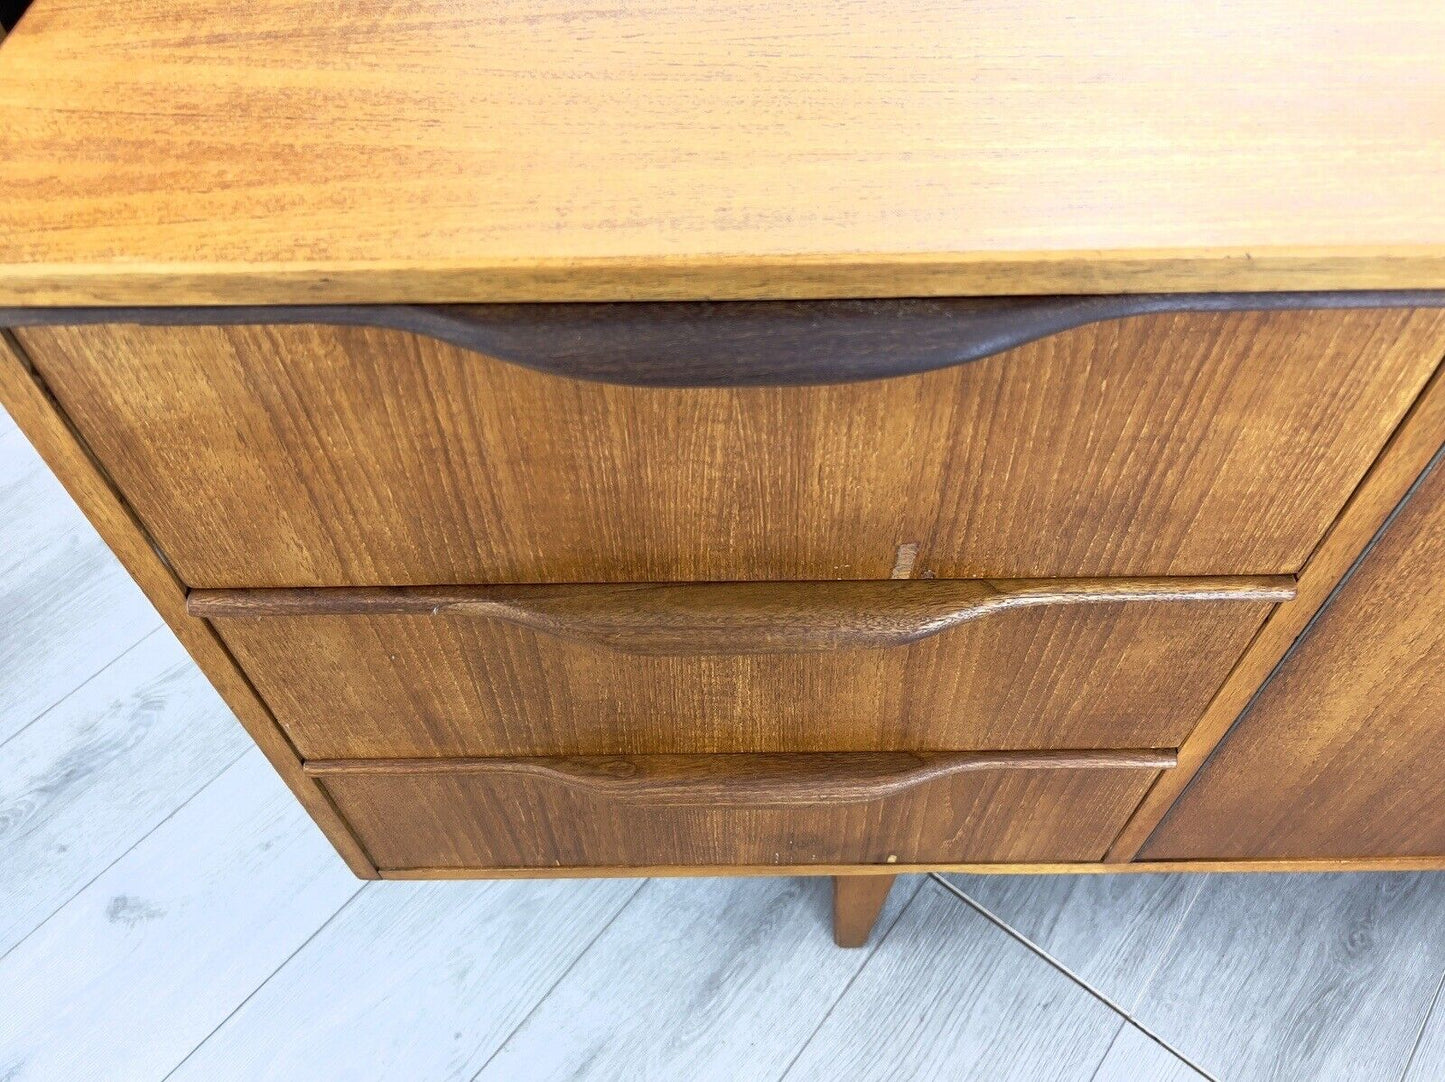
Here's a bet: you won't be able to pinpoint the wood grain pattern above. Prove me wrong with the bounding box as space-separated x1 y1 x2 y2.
1141 442 1445 860
190 576 1293 654
166 877 645 1082
1108 355 1445 859
1090 1025 1208 1082
0 419 162 742
0 631 249 957
1119 873 1445 1081
6 290 1445 387
0 330 378 877
377 856 1445 880
468 877 921 1082
783 881 1125 1080
210 591 1272 758
833 874 898 948
22 309 1445 587
304 750 1175 808
1404 991 1445 1082
942 872 1206 1013
0 750 362 1082
316 759 1165 871
2 1 1445 304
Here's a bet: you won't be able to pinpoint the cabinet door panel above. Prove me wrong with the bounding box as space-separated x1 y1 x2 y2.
1142 450 1445 859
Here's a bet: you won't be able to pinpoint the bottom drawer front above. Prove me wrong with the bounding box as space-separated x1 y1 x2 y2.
310 751 1169 871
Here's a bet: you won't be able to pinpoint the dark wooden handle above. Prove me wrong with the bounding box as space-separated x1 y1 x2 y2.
189 575 1294 655
4 291 1442 386
304 749 1177 806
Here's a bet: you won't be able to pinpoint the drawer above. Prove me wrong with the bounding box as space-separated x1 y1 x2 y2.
192 575 1292 757
19 307 1445 587
307 749 1173 871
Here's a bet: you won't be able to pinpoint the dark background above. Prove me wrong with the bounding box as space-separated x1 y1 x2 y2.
2 0 31 32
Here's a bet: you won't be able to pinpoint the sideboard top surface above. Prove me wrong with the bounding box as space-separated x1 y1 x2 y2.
1 0 1443 305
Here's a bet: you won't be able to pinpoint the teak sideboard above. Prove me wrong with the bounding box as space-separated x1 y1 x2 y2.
2 1 1443 948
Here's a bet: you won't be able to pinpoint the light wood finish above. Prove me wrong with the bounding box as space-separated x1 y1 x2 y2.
942 872 1205 1013
190 576 1293 654
950 870 1445 1082
1107 355 1445 858
1407 997 1445 1082
1114 873 1445 1081
170 878 646 1082
3 1 1445 304
0 750 364 1082
318 757 1164 872
467 877 922 1082
0 421 162 743
833 875 898 948
1092 1025 1207 1082
22 311 1445 587
0 330 378 878
0 632 249 956
784 882 1126 1081
1141 442 1445 860
208 589 1271 758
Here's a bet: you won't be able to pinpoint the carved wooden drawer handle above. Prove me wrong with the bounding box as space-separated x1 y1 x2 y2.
5 292 1442 386
303 749 1177 806
190 575 1294 655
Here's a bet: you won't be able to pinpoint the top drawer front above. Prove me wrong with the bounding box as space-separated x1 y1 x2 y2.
20 308 1445 587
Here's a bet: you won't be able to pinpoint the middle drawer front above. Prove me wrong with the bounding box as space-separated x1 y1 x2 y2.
193 576 1291 758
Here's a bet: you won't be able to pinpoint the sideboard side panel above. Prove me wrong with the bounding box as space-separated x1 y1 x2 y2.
0 329 379 878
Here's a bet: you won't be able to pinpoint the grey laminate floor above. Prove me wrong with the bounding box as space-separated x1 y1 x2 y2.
2 407 1444 1082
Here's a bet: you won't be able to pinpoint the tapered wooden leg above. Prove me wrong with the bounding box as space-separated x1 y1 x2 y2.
832 874 897 947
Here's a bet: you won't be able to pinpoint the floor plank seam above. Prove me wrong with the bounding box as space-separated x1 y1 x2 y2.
0 621 165 753
1397 965 1445 1082
160 880 372 1082
928 873 1220 1081
467 876 652 1081
1120 878 1208 1017
773 876 930 1082
1084 1021 1130 1082
1118 1020 1215 1082
0 742 253 967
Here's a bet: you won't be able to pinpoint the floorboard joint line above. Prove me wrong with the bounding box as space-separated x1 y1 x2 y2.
160 880 372 1082
0 623 165 753
1085 1021 1129 1082
774 877 929 1082
468 877 651 1081
1122 877 1208 1016
1398 966 1445 1082
0 743 253 967
928 874 1220 1082
1128 1022 1216 1082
